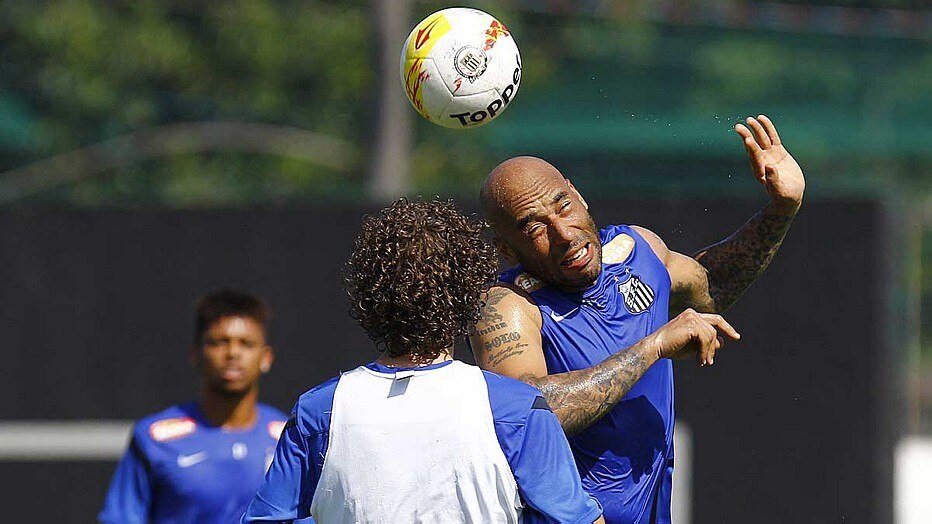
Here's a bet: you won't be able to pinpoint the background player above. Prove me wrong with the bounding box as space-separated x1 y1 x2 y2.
99 289 288 523
470 115 804 522
243 199 604 523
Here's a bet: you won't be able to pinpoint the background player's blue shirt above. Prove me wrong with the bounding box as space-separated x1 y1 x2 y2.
242 360 602 523
500 224 674 524
99 401 288 524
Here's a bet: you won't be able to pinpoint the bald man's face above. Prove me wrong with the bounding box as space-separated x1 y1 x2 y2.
490 173 602 292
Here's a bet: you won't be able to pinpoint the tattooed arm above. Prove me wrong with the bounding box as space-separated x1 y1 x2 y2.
471 285 740 435
637 115 805 314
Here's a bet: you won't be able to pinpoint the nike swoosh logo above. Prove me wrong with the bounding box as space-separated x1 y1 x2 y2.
415 18 440 50
549 307 580 322
176 451 208 468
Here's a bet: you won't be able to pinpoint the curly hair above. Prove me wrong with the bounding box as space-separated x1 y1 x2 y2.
344 198 499 360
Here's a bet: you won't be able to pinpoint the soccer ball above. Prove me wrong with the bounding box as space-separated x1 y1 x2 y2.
400 8 522 129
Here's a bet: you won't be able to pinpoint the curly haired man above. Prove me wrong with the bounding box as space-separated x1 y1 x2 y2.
242 198 604 523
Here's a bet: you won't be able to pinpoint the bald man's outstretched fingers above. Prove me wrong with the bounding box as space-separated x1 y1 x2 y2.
697 322 716 366
734 123 756 145
746 117 772 149
700 313 741 341
758 114 781 146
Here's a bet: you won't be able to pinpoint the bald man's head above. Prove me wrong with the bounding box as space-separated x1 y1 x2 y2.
480 156 566 227
478 156 602 292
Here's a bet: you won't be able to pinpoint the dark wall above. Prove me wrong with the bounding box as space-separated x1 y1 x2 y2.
0 201 895 522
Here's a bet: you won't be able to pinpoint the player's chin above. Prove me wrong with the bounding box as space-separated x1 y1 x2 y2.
552 269 599 292
556 255 600 284
210 377 258 396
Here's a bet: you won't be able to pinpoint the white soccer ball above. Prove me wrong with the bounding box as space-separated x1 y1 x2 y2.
400 7 522 129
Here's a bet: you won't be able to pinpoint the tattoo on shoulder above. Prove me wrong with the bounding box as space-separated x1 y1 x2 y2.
479 328 527 367
478 303 505 327
487 342 529 367
482 331 521 353
483 287 510 306
477 289 510 327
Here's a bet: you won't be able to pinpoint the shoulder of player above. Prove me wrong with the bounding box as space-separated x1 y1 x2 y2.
476 283 542 327
256 402 288 422
134 404 198 444
627 224 671 263
293 375 341 436
481 370 550 426
255 403 290 438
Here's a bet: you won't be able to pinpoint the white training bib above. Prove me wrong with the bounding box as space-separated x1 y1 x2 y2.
310 361 522 523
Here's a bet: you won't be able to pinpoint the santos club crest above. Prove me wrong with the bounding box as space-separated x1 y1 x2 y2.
617 273 655 314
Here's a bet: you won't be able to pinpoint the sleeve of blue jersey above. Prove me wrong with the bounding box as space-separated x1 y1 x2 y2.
483 371 603 523
98 424 153 523
241 377 337 523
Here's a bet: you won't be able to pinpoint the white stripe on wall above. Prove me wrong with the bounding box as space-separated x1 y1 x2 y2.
0 421 131 460
0 418 693 523
896 435 932 524
673 422 692 524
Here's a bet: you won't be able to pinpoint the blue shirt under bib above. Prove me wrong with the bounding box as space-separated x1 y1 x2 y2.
500 224 674 524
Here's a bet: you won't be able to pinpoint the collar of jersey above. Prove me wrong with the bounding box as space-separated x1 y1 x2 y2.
365 360 454 374
178 401 264 434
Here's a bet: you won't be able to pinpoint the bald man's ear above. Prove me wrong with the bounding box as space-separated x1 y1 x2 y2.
493 237 519 265
565 179 589 210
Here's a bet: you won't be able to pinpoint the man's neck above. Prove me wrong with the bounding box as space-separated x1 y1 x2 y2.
375 349 453 368
198 386 259 429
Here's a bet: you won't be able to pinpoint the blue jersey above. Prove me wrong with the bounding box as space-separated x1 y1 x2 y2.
500 224 674 524
99 402 288 524
243 360 602 523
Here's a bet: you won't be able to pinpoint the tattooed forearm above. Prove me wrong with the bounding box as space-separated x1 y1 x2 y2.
522 336 659 436
694 201 797 312
473 285 662 435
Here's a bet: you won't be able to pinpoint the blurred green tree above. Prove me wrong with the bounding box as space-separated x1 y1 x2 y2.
0 0 374 205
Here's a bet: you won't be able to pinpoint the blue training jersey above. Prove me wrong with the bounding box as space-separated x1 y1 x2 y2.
242 360 602 523
500 224 674 524
99 401 288 524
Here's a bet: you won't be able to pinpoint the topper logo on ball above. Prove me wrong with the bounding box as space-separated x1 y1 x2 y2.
449 55 521 127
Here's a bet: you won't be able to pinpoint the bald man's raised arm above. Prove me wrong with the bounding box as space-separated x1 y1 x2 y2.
470 285 663 436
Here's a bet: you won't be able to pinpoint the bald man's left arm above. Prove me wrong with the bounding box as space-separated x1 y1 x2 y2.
632 209 796 315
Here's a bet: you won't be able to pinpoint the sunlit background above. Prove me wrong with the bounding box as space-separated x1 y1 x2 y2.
0 0 930 522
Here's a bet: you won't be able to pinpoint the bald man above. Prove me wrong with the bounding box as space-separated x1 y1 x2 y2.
470 115 804 523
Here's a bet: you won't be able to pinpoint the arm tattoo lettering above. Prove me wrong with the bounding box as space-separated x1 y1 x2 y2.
694 201 796 312
488 343 528 367
472 287 526 368
483 328 528 368
483 331 522 352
